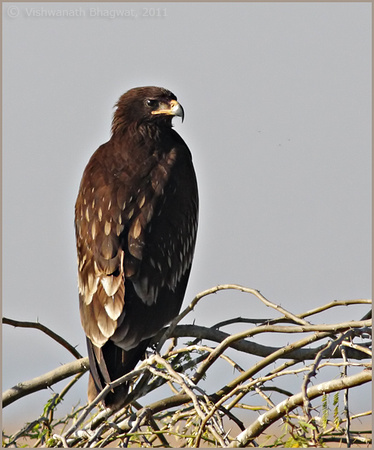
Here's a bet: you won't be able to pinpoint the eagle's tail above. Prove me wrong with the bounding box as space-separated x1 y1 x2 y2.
86 337 150 410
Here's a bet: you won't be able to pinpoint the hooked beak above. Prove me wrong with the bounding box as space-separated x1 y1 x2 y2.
151 99 184 122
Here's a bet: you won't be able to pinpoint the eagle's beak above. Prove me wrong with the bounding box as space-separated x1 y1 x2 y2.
151 99 185 122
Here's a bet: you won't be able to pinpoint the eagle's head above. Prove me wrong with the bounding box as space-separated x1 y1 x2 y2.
111 86 184 135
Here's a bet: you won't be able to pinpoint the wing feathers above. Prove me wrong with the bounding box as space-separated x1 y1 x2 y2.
76 143 196 348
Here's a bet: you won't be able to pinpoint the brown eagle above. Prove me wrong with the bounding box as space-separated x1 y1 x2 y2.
75 86 198 409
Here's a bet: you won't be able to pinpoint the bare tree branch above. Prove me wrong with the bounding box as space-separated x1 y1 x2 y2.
2 317 82 359
2 357 89 407
228 369 372 447
2 287 371 448
171 323 371 360
298 299 371 319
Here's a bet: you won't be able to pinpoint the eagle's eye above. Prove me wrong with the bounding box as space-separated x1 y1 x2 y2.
146 99 159 108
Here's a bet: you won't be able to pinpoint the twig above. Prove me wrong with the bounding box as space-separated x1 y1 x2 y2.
167 344 244 372
52 434 69 447
157 284 311 353
2 317 82 359
341 340 372 357
4 417 50 447
191 320 371 386
212 299 372 329
298 299 371 320
63 367 147 440
213 330 345 400
341 345 351 447
150 355 213 441
145 415 171 447
122 407 151 447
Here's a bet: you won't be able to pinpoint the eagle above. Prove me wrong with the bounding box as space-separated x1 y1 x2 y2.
74 86 198 409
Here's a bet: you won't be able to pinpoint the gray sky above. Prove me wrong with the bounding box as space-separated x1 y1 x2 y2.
3 1 371 432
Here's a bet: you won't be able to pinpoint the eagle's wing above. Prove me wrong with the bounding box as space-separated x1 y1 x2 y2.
75 140 198 350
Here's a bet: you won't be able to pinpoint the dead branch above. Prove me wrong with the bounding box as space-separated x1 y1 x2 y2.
228 369 372 447
2 317 82 359
2 357 89 407
171 323 371 361
2 286 372 448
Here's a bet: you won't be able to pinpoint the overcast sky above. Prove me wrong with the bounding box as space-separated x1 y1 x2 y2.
3 1 371 432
